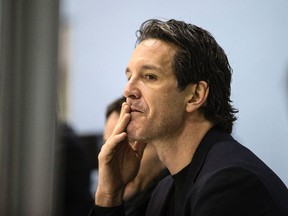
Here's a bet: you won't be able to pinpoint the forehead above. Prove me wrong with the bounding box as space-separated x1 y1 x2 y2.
136 38 177 53
127 39 178 70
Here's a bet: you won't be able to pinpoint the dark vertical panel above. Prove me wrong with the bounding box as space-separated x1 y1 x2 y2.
0 0 60 215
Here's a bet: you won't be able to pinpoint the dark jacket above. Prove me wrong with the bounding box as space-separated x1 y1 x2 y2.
90 128 288 216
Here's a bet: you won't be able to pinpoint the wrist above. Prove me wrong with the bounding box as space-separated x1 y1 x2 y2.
95 189 124 207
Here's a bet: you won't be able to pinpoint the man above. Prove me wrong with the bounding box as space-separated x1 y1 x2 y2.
103 96 167 216
90 19 288 215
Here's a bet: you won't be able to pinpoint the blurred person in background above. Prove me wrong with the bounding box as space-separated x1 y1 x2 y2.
60 123 94 216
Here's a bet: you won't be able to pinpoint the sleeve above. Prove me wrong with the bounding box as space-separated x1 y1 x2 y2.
192 167 279 216
88 205 125 216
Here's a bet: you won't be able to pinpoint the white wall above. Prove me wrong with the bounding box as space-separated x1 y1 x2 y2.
61 0 288 185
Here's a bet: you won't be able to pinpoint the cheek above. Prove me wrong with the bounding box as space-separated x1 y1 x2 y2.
157 94 186 118
149 97 177 119
144 82 180 115
147 94 166 114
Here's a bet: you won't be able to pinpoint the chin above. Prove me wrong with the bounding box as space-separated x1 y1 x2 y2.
127 132 138 142
127 129 142 142
127 123 148 142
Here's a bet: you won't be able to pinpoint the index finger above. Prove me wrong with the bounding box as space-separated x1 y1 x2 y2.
110 102 131 136
118 102 130 121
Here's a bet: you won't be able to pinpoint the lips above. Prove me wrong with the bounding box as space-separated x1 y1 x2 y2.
130 105 145 114
130 107 142 113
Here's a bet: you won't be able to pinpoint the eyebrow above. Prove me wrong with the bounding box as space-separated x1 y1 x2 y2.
125 64 161 75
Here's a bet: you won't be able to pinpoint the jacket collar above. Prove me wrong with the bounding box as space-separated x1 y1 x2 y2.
187 127 234 185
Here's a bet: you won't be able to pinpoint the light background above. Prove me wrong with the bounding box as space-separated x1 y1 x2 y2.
60 0 288 185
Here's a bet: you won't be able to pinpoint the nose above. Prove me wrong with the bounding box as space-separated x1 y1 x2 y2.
123 78 141 100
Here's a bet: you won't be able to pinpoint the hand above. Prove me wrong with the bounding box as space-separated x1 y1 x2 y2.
95 102 147 207
123 144 165 201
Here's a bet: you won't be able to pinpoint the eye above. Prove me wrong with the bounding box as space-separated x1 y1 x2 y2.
126 75 131 81
144 74 157 81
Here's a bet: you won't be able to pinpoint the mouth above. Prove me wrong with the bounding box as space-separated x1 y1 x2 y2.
130 106 144 114
131 108 142 113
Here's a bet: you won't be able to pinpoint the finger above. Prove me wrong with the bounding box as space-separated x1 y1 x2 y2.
118 102 130 122
112 112 131 135
102 132 127 152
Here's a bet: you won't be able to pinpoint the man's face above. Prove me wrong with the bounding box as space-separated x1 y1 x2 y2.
123 39 189 143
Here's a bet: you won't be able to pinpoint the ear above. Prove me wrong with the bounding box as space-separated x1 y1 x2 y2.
186 81 209 113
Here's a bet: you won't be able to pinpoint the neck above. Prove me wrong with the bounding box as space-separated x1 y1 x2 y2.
152 119 213 175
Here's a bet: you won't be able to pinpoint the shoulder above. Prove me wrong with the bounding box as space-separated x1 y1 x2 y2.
199 137 287 194
191 167 288 215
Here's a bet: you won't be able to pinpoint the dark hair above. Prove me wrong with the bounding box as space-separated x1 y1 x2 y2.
136 19 238 134
105 96 126 120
